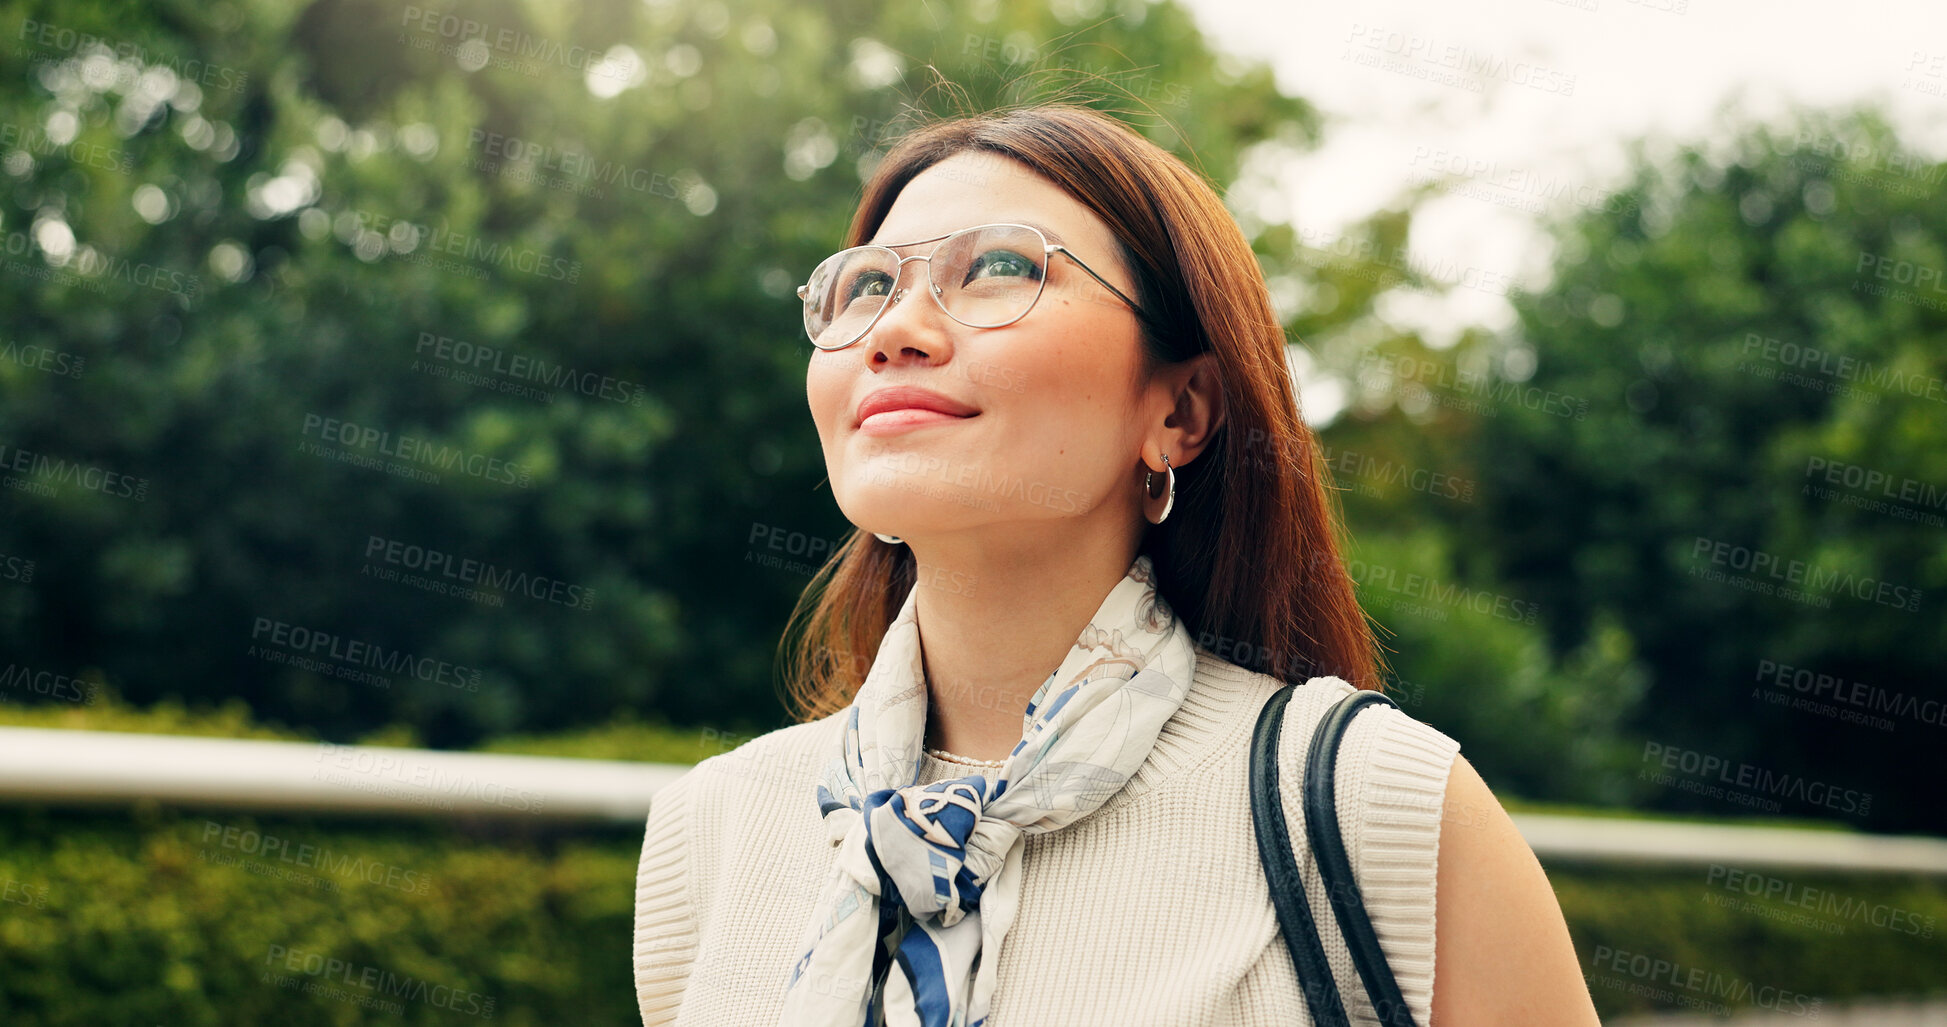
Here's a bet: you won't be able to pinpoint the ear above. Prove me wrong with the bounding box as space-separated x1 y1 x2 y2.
1151 353 1226 468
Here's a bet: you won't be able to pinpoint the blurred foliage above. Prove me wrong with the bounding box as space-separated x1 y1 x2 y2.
0 807 639 1026
0 687 312 739
1 804 1943 1024
1551 862 1947 1019
1379 104 1945 832
0 0 1938 840
0 0 1658 811
1291 101 1946 831
473 709 737 762
0 0 1324 751
3 0 1943 1017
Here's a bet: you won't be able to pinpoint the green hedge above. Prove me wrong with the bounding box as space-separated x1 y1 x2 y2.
0 806 642 1026
1551 861 1947 1019
4 806 1945 1023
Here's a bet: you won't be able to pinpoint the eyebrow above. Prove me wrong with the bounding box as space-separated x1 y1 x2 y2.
1017 220 1068 247
869 220 1071 249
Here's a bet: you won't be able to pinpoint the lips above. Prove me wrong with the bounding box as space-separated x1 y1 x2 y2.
854 386 979 429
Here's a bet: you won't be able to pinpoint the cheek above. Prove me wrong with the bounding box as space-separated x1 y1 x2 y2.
1013 307 1140 418
805 358 853 439
997 318 1141 476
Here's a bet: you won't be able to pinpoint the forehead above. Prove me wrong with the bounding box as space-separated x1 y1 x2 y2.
869 152 1119 256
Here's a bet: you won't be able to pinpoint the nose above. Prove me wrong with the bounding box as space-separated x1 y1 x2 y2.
864 255 950 357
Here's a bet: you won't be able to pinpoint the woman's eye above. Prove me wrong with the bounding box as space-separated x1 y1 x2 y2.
844 270 893 302
964 250 1038 282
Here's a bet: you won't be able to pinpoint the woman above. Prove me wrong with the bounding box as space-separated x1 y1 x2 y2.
635 104 1597 1026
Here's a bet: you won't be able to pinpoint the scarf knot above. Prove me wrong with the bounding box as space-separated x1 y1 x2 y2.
779 554 1196 1027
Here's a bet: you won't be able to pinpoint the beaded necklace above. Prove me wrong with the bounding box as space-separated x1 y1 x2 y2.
923 746 1006 768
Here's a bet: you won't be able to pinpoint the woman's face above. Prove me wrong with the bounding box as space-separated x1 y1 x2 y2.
805 151 1153 545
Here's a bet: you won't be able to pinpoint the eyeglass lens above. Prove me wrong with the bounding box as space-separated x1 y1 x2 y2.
802 225 1048 348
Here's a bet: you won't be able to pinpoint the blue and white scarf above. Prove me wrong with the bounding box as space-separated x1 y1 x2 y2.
777 553 1197 1027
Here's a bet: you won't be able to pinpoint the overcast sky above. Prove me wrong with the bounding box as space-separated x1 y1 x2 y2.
1174 0 1946 420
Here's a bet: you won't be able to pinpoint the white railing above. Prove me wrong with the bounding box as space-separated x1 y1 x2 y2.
3 727 1946 875
0 726 683 822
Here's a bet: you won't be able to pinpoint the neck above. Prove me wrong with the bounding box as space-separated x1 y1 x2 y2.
908 521 1142 764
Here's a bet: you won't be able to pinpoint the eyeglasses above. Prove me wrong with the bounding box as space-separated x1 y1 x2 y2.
795 222 1144 351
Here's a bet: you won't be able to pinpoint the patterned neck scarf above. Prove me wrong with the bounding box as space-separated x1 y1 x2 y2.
778 553 1197 1027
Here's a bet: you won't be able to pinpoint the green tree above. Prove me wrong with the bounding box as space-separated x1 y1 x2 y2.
1451 103 1947 832
0 0 1321 746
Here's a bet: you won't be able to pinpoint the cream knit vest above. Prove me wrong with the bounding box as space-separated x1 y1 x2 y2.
633 646 1461 1026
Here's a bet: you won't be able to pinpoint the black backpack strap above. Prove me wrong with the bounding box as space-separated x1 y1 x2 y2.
1250 681 1350 1027
1305 689 1417 1027
1252 684 1421 1027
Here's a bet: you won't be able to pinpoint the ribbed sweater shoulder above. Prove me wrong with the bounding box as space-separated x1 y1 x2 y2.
633 646 1462 1026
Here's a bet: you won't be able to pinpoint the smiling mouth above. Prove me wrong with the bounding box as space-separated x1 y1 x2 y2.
857 409 979 435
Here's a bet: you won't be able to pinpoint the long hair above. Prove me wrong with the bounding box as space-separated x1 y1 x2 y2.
779 104 1380 722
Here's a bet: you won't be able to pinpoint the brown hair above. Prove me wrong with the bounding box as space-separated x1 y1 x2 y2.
778 104 1380 722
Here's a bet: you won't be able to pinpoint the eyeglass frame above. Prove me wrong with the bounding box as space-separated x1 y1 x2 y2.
794 221 1147 351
